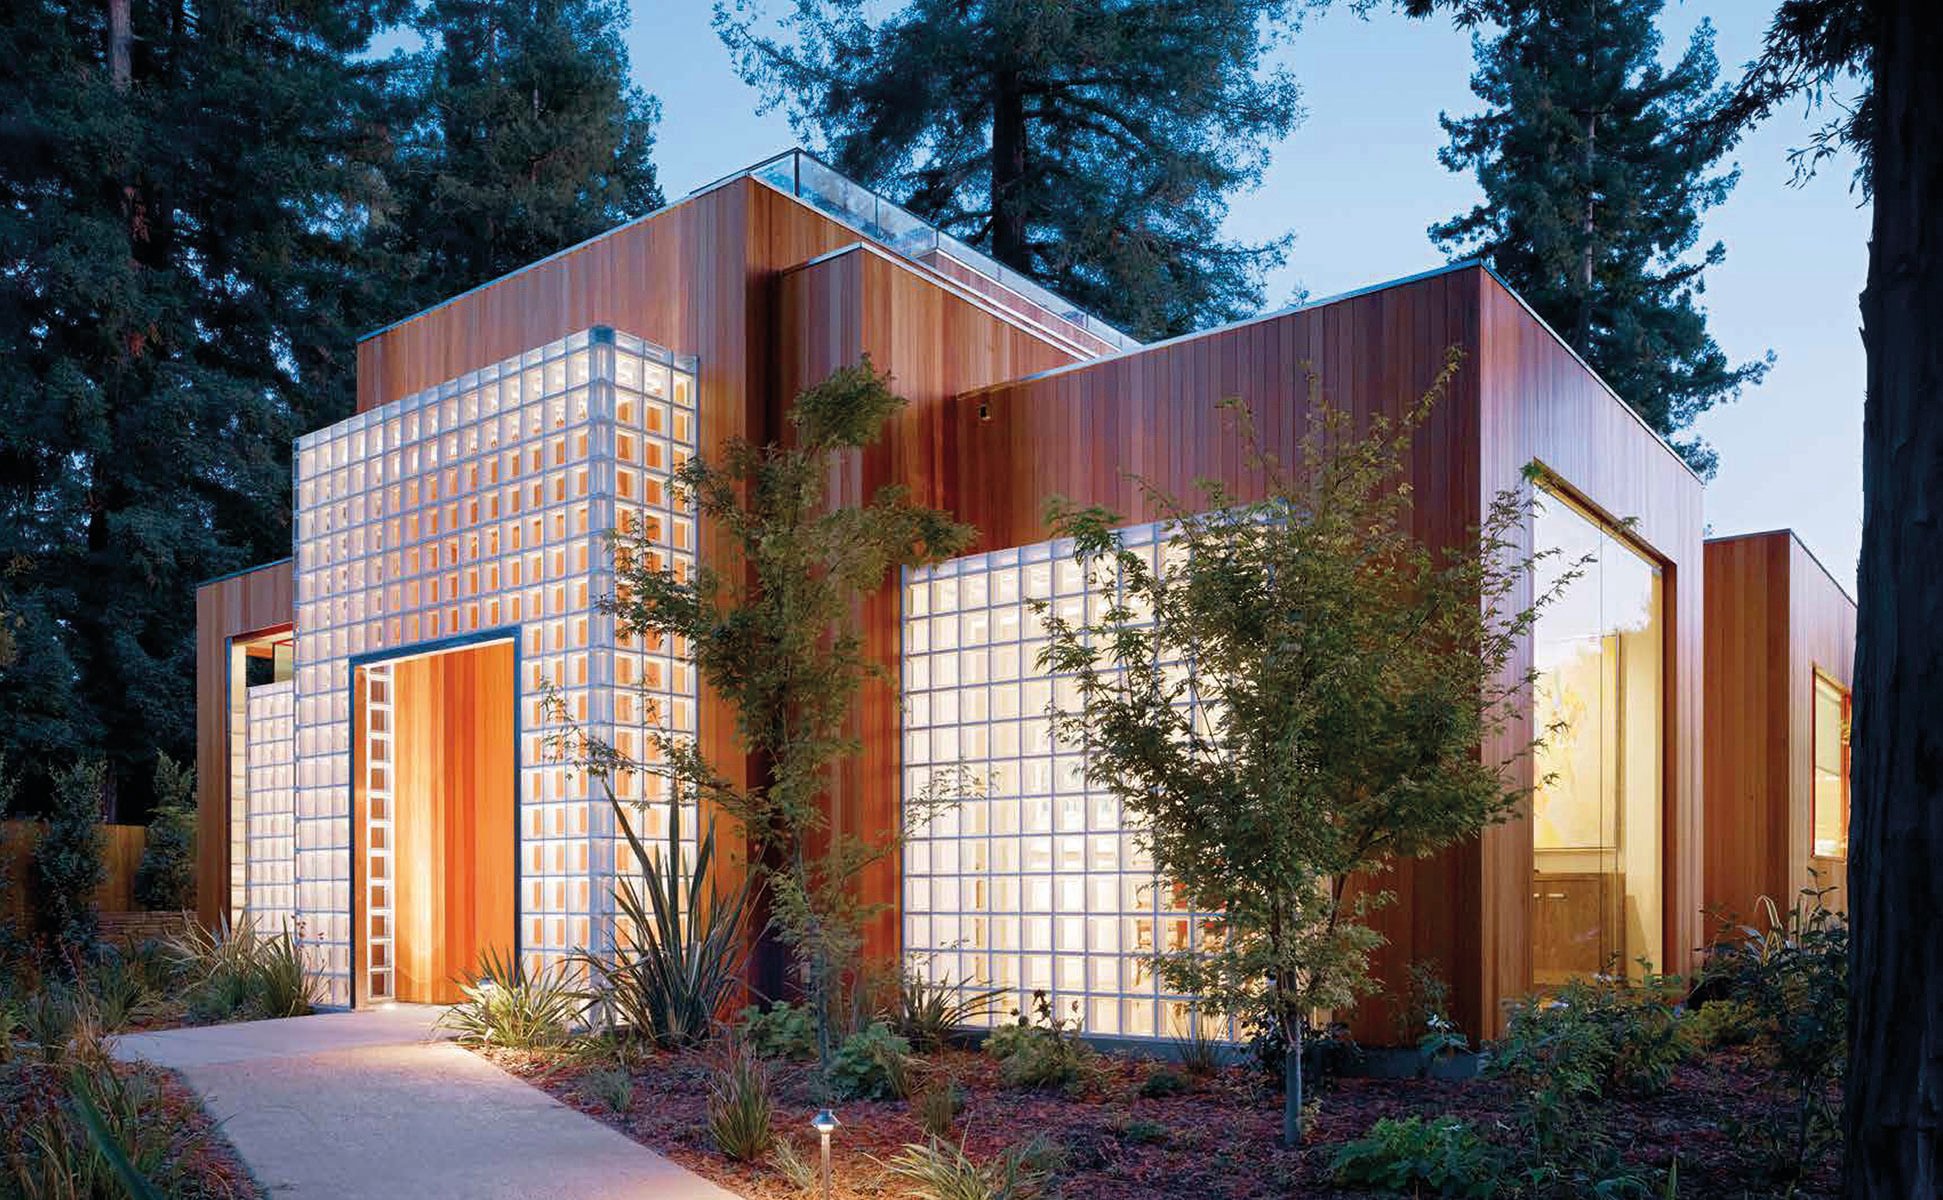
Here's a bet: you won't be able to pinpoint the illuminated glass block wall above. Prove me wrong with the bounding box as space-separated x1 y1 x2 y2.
243 679 297 932
291 328 698 1004
901 523 1223 1041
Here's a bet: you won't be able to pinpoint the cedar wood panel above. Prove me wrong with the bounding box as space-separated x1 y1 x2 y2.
776 245 1082 964
1703 531 1856 923
193 559 295 931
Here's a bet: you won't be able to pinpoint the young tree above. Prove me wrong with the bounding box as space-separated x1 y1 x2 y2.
1430 0 1769 477
605 359 973 1065
387 0 664 312
36 760 109 959
1038 359 1569 1147
134 754 196 912
715 0 1301 340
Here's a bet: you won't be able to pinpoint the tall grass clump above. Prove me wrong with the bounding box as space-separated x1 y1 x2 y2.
706 1042 775 1162
438 947 581 1050
169 915 319 1023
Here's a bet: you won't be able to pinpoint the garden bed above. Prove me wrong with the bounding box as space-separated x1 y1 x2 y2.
476 1040 1838 1199
0 1054 262 1198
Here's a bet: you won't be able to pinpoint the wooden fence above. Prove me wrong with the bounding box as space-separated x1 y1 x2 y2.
0 819 149 927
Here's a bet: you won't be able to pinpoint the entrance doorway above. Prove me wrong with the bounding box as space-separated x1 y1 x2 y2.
354 638 517 1005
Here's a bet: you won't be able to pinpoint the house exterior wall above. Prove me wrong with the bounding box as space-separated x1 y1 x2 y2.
196 161 1710 1042
1703 531 1857 923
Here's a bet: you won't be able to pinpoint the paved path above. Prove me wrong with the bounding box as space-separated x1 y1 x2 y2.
113 1006 738 1200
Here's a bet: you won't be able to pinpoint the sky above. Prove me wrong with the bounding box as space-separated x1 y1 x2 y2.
634 0 1868 588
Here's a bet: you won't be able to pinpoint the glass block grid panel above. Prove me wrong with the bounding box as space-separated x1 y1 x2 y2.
243 679 297 933
901 524 1221 1042
291 327 697 1004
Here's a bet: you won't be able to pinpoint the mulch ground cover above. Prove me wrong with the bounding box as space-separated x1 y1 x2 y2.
0 1056 262 1198
480 1040 1838 1199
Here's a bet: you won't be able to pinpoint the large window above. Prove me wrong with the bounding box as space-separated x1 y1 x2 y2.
1812 672 1850 860
1529 490 1664 984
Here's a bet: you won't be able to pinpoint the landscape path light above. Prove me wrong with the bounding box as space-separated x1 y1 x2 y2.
811 1107 839 1200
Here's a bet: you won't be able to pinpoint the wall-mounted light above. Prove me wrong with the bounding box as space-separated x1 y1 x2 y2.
811 1108 839 1199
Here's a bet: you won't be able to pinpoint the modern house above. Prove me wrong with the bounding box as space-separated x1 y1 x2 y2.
197 149 1717 1037
1703 530 1857 921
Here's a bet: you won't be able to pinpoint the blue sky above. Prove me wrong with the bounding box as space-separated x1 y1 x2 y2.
636 0 1867 586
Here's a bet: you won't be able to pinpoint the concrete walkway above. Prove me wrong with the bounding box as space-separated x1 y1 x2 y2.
113 1007 738 1200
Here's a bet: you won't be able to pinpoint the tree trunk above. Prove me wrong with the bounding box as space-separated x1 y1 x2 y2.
990 69 1028 270
108 0 131 90
1846 2 1943 1195
1283 1012 1304 1149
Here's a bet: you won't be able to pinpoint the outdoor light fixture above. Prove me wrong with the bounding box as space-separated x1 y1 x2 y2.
811 1108 839 1199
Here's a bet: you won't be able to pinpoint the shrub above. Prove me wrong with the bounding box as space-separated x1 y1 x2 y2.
580 1067 633 1113
577 810 750 1050
1700 888 1848 1182
171 915 319 1024
985 991 1096 1095
35 760 108 956
912 1071 965 1138
84 950 156 1033
1171 1018 1227 1077
1139 1067 1190 1098
738 1000 818 1061
706 1043 775 1162
133 755 196 912
1330 1116 1501 1198
828 1020 912 1100
1393 959 1456 1044
894 967 1007 1051
1115 1118 1169 1146
1489 972 1682 1194
437 947 580 1049
1679 997 1760 1050
879 1135 1056 1200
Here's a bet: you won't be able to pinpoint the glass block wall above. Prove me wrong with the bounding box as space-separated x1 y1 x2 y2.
291 328 698 1004
900 523 1221 1041
243 679 297 933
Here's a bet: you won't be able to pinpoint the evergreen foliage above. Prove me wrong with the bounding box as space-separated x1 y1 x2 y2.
605 358 973 1066
1429 0 1770 477
35 761 108 957
1037 358 1568 1146
716 0 1302 340
132 755 195 912
388 0 666 310
0 0 665 813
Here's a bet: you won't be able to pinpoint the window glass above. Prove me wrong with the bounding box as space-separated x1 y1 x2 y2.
1530 490 1664 984
1812 673 1850 860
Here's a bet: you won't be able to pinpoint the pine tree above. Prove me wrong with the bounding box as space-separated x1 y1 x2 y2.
716 0 1302 341
0 0 405 814
1429 0 1769 477
386 0 664 312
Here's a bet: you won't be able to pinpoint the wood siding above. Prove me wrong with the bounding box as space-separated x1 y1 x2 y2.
776 245 1082 962
193 560 295 930
1704 531 1857 923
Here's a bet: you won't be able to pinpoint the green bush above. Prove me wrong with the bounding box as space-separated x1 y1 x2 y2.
436 947 579 1049
1700 888 1848 1182
1331 1116 1501 1198
35 760 108 956
737 1000 818 1060
828 1020 912 1100
706 1043 775 1162
985 991 1096 1095
893 966 1006 1051
1679 997 1760 1050
576 811 750 1050
580 1066 633 1113
133 755 196 912
1139 1067 1190 1098
1489 971 1682 1195
171 916 320 1024
1114 1118 1169 1146
879 1135 1057 1200
913 1072 965 1138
